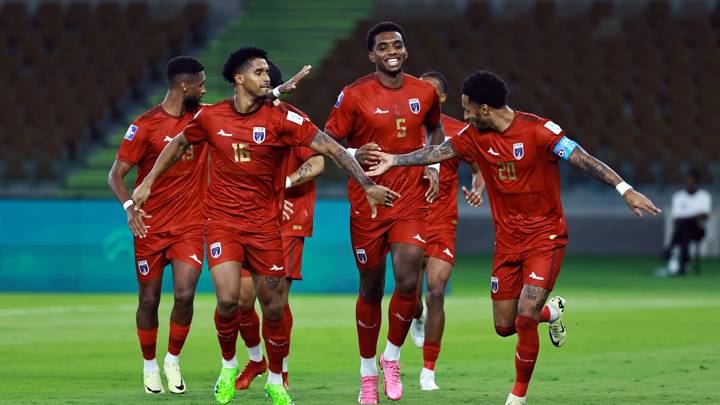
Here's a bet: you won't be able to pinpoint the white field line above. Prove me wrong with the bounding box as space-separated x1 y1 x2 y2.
0 300 217 317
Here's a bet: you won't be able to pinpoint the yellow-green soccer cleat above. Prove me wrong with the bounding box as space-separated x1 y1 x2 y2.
214 367 239 404
143 369 165 394
163 362 186 394
547 296 567 347
265 383 294 405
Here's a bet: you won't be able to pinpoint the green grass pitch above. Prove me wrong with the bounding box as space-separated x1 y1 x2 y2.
1 256 718 404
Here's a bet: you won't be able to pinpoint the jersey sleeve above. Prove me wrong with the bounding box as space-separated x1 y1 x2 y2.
280 107 319 147
536 119 578 161
324 87 355 140
448 127 476 162
183 108 209 144
116 121 148 166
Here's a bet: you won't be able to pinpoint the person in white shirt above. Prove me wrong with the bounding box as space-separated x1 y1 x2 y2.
664 169 712 275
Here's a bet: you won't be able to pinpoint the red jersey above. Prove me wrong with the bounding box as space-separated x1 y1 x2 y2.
281 146 319 237
116 104 208 233
425 114 469 227
325 73 441 219
449 111 571 254
182 98 318 232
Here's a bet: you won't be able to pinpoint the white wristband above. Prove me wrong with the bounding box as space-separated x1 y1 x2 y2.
615 181 632 196
272 87 281 98
122 200 134 210
429 163 440 174
347 148 357 158
285 176 292 189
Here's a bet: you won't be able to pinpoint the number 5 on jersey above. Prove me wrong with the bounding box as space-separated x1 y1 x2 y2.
232 142 250 162
396 118 406 138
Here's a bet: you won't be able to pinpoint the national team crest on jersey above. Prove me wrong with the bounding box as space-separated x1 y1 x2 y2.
210 242 222 259
124 124 138 141
491 276 499 293
356 248 367 264
137 260 149 276
408 98 421 114
253 127 266 144
513 143 524 160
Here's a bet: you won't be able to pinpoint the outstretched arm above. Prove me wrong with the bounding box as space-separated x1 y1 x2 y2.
364 139 457 177
131 133 190 208
567 146 661 217
287 154 324 188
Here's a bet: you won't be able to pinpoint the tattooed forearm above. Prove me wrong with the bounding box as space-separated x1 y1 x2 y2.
395 140 456 166
567 146 623 187
311 130 374 189
295 161 313 181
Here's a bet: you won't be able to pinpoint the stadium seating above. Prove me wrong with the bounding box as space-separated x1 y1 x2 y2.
290 0 720 185
0 1 207 184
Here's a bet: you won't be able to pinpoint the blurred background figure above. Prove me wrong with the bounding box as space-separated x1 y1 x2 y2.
661 169 712 276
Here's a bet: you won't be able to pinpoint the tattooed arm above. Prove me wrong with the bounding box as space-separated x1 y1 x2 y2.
364 140 457 177
567 146 662 217
131 133 190 209
287 155 324 188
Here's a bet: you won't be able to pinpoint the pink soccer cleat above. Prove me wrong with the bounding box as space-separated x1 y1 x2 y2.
358 375 379 404
379 355 403 400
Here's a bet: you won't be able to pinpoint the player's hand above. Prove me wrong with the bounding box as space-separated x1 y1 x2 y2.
462 186 483 207
365 151 396 177
623 189 662 217
366 185 401 219
276 65 312 95
126 206 151 238
282 200 294 221
423 166 439 203
355 143 383 166
131 180 152 210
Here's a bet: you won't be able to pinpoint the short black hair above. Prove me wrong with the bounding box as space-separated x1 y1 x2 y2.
420 70 448 94
267 60 283 88
366 21 406 51
166 56 203 84
222 47 268 84
462 70 508 108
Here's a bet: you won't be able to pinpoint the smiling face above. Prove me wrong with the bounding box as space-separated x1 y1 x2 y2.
234 58 271 98
462 94 492 131
368 31 407 74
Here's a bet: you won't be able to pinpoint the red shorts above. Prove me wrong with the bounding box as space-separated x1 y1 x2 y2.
424 219 457 265
206 224 285 277
134 225 204 283
350 209 427 270
490 246 565 301
240 235 305 280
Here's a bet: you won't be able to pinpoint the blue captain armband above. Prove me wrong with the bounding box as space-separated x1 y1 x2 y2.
553 136 578 160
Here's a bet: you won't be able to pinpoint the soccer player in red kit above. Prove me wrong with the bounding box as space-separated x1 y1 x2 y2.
407 71 485 391
108 56 207 395
366 70 661 405
132 47 398 405
234 60 325 392
325 22 446 403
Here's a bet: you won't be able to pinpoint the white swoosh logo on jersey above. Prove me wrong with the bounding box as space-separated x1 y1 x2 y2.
217 129 234 137
488 147 500 156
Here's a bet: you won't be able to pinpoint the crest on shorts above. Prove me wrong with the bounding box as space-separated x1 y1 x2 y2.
137 260 149 276
253 127 266 144
513 142 524 160
408 98 421 114
356 248 367 264
491 276 499 294
210 242 222 259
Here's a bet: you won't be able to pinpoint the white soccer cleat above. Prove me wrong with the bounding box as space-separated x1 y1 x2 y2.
547 296 567 347
411 301 427 348
505 392 526 405
419 368 439 391
164 362 186 394
143 369 165 394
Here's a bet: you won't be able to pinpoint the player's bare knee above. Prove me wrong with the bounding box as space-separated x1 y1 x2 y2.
173 288 195 308
394 277 419 295
138 293 160 312
426 286 445 307
216 295 238 315
494 324 517 337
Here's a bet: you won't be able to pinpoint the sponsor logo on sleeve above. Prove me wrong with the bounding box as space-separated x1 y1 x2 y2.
124 125 138 141
137 260 149 276
210 242 222 259
334 91 344 108
408 98 421 114
544 120 562 135
513 142 525 160
286 111 304 125
253 127 266 144
491 276 499 293
355 248 367 264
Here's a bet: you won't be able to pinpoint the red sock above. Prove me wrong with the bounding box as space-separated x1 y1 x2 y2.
423 340 441 370
356 296 382 358
512 315 540 397
237 308 261 348
137 327 158 360
539 305 551 322
387 291 417 347
167 321 191 356
283 304 293 358
262 316 288 373
214 308 239 360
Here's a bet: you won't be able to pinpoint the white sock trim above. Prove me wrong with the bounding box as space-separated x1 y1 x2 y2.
221 356 238 369
547 304 559 322
282 356 289 373
360 356 378 377
382 341 401 361
267 371 283 385
247 344 263 362
164 352 179 364
143 358 159 372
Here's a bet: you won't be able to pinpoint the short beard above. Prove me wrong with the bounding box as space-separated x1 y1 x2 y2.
183 97 201 111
